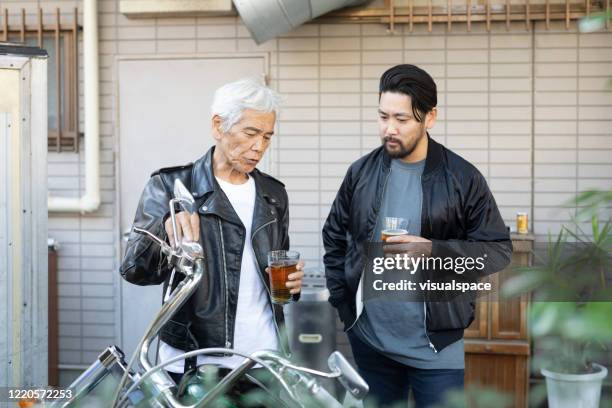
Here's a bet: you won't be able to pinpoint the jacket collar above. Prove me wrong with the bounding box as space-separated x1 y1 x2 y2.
189 146 240 225
190 146 216 198
422 133 444 177
190 146 276 228
381 133 443 178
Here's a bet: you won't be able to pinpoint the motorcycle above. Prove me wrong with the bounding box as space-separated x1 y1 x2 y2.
50 179 368 408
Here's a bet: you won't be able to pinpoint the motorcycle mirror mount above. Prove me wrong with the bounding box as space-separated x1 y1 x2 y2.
328 351 369 400
168 179 196 248
173 178 195 214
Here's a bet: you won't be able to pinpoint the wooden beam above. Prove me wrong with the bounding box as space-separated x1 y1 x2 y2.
382 11 591 24
20 8 25 42
2 9 7 41
526 0 530 30
409 1 414 32
316 1 598 28
72 7 79 152
4 24 81 32
37 8 43 46
586 0 590 16
388 0 395 33
506 0 511 29
55 8 61 152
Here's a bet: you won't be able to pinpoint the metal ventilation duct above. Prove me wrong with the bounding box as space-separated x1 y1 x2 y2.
233 0 370 44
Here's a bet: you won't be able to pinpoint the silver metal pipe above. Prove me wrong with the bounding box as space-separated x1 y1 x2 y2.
192 354 259 407
119 348 295 408
112 258 204 407
137 259 204 401
50 346 125 408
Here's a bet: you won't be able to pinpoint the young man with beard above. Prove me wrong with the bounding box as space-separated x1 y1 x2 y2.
322 65 512 407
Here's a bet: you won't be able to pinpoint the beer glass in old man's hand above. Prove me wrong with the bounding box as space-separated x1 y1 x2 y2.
267 250 300 305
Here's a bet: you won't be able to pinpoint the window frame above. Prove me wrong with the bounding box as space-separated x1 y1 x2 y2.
2 8 81 152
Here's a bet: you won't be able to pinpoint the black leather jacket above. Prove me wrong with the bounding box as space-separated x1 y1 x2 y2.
323 136 512 352
120 147 295 355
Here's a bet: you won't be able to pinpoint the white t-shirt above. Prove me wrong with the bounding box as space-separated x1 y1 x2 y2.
159 175 278 372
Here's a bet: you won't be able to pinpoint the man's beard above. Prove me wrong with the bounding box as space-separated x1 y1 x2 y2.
382 131 424 159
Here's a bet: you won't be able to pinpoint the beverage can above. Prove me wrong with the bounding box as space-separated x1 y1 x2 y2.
517 212 528 234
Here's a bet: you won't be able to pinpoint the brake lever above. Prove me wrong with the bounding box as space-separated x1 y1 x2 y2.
133 226 173 256
281 362 341 379
132 227 181 271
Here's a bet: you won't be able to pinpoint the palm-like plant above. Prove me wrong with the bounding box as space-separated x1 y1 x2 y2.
502 190 612 374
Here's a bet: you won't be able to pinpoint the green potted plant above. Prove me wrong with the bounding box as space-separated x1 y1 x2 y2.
503 190 612 408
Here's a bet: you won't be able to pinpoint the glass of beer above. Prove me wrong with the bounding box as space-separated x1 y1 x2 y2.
267 250 300 305
381 217 409 242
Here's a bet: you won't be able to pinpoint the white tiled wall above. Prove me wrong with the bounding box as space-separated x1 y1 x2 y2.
2 1 611 373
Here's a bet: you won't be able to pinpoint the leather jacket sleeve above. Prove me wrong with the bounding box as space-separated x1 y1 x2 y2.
431 171 512 278
120 174 172 285
322 168 354 311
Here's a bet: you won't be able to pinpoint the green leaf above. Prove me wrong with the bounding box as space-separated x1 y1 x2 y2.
530 304 562 337
593 215 600 241
501 270 547 298
562 303 612 341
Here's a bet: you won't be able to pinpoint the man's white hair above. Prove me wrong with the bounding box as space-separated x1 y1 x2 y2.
211 78 281 132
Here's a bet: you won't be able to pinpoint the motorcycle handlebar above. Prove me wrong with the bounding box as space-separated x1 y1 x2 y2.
308 383 343 408
117 181 367 408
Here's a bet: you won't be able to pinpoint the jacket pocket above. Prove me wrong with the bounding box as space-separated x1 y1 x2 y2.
426 295 475 331
335 302 355 331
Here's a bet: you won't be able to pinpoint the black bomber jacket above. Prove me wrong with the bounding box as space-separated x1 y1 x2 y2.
323 135 512 353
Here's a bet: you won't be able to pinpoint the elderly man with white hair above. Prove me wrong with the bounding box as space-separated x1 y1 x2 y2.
120 78 304 391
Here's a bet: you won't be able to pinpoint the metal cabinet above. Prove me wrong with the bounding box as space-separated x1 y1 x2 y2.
0 43 48 387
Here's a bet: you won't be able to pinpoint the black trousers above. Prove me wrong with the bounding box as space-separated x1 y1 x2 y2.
348 330 465 408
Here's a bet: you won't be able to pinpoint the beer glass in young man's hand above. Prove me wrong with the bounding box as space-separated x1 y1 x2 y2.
381 216 409 242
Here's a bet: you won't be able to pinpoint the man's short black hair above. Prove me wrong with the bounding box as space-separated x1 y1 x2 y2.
379 64 437 123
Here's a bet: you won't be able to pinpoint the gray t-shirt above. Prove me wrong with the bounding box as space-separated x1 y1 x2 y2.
352 159 465 369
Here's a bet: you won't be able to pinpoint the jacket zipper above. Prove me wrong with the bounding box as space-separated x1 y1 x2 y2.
423 302 437 353
250 218 285 351
418 172 436 353
217 219 231 349
357 168 438 354
345 170 391 333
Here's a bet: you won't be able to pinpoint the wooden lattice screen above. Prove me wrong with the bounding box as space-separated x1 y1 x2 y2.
1 8 81 152
326 0 610 32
